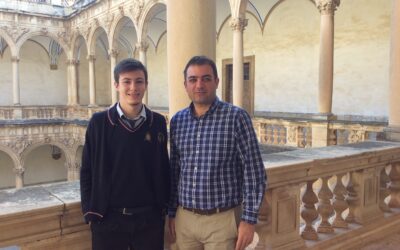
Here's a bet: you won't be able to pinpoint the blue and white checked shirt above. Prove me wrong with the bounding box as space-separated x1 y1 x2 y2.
168 98 267 224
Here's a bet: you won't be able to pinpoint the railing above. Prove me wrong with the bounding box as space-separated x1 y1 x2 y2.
1 141 399 249
0 106 386 149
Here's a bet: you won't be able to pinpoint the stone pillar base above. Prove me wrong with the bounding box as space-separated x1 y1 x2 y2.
311 114 336 147
384 127 400 142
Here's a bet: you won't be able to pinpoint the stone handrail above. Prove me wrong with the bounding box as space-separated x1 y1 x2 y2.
1 141 400 249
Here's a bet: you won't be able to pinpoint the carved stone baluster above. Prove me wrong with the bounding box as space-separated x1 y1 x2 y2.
298 127 306 148
389 163 400 208
273 127 279 145
345 172 358 223
380 165 391 212
317 176 334 233
301 180 319 240
306 127 312 148
332 173 348 228
266 126 273 144
279 127 286 145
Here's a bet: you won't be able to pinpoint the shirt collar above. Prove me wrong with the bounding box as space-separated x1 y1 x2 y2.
117 102 147 121
189 97 220 118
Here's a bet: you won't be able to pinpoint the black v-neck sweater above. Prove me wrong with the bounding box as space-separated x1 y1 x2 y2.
80 103 170 223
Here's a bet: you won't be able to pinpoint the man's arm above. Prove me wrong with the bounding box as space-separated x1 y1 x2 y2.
234 110 267 249
234 110 267 224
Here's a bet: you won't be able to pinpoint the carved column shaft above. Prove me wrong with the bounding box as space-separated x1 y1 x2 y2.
316 0 340 114
14 167 25 189
230 17 248 110
67 59 78 105
136 42 149 105
109 50 119 104
11 56 20 105
87 55 96 106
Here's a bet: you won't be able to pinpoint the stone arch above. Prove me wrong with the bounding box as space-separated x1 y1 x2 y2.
0 144 20 170
16 30 69 58
262 0 317 33
216 11 262 41
21 141 71 167
0 28 17 57
71 33 88 61
229 0 249 18
87 26 109 56
138 0 167 43
109 15 137 53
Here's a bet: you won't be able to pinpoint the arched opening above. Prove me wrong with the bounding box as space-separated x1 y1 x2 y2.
0 36 13 105
24 145 67 186
0 150 15 189
19 36 68 105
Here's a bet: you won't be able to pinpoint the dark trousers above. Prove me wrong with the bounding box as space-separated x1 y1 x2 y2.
90 209 165 250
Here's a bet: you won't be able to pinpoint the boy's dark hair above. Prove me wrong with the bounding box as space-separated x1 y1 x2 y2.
114 58 148 83
183 56 218 80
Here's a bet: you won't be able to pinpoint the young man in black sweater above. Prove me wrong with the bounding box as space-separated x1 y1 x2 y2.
80 58 170 250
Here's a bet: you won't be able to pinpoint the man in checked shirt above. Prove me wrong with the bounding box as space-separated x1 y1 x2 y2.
168 56 267 250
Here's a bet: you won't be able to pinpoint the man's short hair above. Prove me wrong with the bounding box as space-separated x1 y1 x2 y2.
114 58 148 83
183 56 218 80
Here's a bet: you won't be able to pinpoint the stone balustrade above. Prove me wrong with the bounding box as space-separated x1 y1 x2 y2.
1 141 400 249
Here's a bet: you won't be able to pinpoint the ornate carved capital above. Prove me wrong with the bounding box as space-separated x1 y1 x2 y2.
13 167 25 177
2 25 29 43
316 0 340 15
11 56 20 63
109 49 119 58
130 0 144 25
66 59 78 66
87 54 96 61
135 41 149 52
229 17 248 32
59 137 76 148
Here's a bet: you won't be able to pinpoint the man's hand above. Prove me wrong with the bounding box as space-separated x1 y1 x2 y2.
168 217 176 243
235 221 255 250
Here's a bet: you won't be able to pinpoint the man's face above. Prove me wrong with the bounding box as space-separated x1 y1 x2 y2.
115 70 147 107
184 64 219 106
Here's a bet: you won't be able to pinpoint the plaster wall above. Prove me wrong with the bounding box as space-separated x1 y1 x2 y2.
0 48 12 105
19 40 68 105
0 151 14 189
217 0 320 113
333 0 390 116
95 43 111 106
147 34 168 108
215 0 390 117
24 145 67 186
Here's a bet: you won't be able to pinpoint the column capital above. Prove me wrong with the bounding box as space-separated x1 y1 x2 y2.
13 167 25 177
87 54 96 61
230 17 248 32
11 56 20 63
316 0 340 15
109 49 119 58
136 41 149 52
66 59 78 66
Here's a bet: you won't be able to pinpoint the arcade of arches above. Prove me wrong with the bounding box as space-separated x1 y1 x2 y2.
0 0 400 189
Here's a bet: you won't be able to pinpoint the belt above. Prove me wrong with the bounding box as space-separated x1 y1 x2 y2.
182 205 236 216
111 206 155 216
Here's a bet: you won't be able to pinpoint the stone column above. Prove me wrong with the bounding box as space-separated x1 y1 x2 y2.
109 50 119 104
316 0 340 114
167 0 216 116
67 59 78 105
136 42 149 105
14 167 24 189
386 0 400 141
230 17 248 109
87 55 97 107
11 56 20 105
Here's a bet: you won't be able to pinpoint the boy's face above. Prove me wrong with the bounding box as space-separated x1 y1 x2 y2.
115 70 148 107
